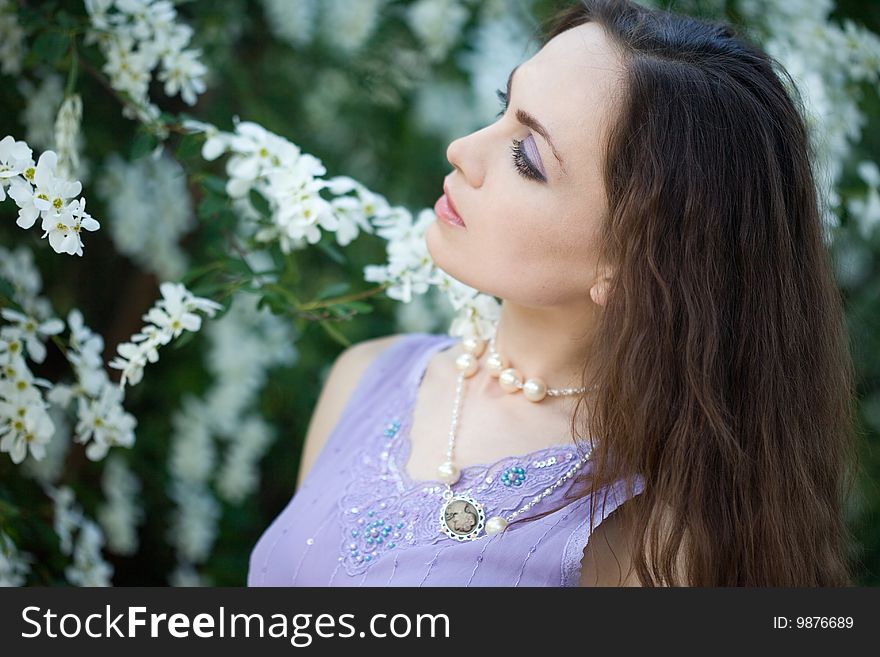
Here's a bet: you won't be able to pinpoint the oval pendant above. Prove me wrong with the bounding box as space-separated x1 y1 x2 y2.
439 494 486 541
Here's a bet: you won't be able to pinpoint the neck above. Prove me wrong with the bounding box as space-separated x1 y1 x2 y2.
476 298 600 397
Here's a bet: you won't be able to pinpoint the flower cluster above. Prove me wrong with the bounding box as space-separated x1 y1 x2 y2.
848 161 880 240
96 150 196 281
363 207 435 304
738 0 880 235
166 289 296 584
0 315 58 464
84 0 208 125
407 0 470 63
0 0 25 77
97 454 144 556
185 118 385 252
109 281 224 389
48 485 113 586
0 245 64 465
18 73 64 152
260 0 386 53
0 531 32 586
53 95 84 181
1 136 100 256
48 309 137 461
363 207 501 339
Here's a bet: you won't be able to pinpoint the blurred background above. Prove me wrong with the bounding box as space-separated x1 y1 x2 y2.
0 0 878 586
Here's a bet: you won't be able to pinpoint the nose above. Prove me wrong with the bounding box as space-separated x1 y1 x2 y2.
446 126 491 189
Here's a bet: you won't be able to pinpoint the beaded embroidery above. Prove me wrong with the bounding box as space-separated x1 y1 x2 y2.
336 411 584 576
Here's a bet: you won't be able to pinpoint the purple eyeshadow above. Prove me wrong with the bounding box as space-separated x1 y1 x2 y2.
522 134 546 178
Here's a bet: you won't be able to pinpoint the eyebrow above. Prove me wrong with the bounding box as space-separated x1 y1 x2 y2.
506 65 566 173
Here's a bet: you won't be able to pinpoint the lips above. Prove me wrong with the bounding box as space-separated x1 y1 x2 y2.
435 180 466 227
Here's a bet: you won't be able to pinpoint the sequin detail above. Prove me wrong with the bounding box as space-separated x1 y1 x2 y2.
336 415 581 576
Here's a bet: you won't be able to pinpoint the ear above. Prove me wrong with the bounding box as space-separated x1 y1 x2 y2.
590 267 614 307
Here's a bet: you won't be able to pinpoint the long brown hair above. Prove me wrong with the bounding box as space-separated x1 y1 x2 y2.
507 0 861 586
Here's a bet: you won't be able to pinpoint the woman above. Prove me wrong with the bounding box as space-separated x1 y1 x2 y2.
248 0 859 587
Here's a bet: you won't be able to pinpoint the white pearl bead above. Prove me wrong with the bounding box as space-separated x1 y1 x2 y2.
486 516 508 535
498 368 522 393
461 336 486 358
454 352 478 378
437 461 460 485
486 352 507 378
522 377 548 402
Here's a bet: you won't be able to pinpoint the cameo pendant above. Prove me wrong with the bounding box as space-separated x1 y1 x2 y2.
439 494 486 541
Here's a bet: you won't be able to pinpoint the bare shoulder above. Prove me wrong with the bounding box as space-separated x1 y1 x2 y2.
578 504 642 587
295 333 407 488
579 497 689 587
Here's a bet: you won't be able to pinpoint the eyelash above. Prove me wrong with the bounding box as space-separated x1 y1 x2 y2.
495 88 546 183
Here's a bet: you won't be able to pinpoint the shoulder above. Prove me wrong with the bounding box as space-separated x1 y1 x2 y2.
578 503 642 586
295 333 409 488
579 496 689 587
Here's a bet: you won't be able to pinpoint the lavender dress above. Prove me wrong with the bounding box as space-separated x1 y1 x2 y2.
247 332 645 587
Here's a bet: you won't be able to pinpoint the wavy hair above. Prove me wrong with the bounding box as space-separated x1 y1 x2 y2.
506 0 861 586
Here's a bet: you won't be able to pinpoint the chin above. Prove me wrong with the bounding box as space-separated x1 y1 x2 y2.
425 223 497 296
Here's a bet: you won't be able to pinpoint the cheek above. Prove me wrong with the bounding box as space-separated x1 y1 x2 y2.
483 216 598 305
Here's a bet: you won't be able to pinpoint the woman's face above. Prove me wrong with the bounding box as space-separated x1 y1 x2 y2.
426 22 624 308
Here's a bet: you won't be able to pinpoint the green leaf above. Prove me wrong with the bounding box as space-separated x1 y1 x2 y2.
172 330 197 350
32 31 69 64
130 131 159 160
315 281 351 300
315 240 347 266
257 292 288 315
198 193 227 219
344 300 374 314
180 260 224 285
327 304 353 318
201 174 228 196
319 319 351 348
248 188 271 217
176 133 203 159
55 11 79 30
0 276 16 302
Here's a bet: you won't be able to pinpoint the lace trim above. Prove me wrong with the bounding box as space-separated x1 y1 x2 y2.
559 474 646 586
335 333 591 578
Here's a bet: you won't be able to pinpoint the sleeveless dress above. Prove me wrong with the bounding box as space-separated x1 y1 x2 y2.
247 332 645 587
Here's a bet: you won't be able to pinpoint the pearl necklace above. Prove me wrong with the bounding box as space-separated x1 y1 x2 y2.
437 327 597 541
453 320 591 402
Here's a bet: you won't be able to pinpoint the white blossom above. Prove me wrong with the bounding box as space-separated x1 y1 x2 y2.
0 308 63 364
0 246 42 309
168 562 211 587
847 160 880 240
0 0 25 77
48 485 84 555
158 47 207 105
85 0 208 120
53 95 84 181
0 531 32 586
0 135 33 202
109 282 223 389
216 415 273 503
260 0 319 48
96 151 195 279
167 479 220 563
65 519 113 586
97 455 144 555
4 143 100 256
407 0 470 63
319 0 386 53
17 73 65 153
75 381 136 461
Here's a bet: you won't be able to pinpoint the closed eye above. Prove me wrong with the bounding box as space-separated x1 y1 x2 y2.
496 88 547 183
